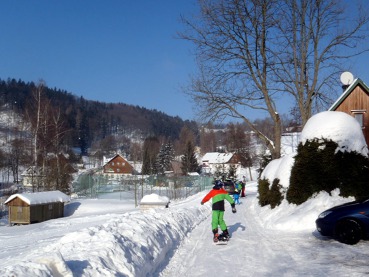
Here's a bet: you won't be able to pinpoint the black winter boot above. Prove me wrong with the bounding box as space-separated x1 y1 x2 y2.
212 229 219 242
221 229 230 240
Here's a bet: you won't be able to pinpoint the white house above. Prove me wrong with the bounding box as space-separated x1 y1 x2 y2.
20 166 45 190
201 152 242 176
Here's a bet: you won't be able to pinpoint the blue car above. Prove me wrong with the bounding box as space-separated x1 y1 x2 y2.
316 198 369 245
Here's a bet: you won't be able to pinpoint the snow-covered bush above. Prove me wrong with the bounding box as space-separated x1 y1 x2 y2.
258 178 283 208
287 111 369 204
287 138 369 204
260 111 369 206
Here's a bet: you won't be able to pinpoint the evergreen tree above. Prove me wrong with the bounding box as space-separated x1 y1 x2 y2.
141 148 151 175
141 137 160 175
156 141 175 175
181 141 200 175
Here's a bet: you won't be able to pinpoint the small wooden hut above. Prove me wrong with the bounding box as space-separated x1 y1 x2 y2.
4 190 70 225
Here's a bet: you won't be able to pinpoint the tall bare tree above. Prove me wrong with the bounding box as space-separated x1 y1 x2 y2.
275 0 369 124
199 124 217 154
180 0 369 159
175 125 196 155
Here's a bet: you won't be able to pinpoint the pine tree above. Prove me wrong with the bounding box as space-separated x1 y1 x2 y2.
141 148 151 175
141 137 160 175
156 142 175 175
181 141 199 175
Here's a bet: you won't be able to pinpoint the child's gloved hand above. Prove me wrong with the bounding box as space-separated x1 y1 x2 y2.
232 207 237 213
201 202 204 205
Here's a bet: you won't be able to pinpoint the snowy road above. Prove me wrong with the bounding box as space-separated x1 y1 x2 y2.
160 183 369 277
1 183 369 276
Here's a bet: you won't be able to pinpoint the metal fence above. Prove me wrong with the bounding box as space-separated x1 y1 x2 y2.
72 174 214 206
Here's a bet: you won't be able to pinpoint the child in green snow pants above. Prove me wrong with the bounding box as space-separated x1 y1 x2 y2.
212 210 227 231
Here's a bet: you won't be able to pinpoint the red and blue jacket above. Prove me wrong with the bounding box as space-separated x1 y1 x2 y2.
201 188 235 211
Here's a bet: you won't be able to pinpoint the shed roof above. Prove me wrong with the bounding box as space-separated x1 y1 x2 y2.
5 190 70 205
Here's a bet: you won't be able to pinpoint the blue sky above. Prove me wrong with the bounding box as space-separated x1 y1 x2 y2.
0 1 368 122
0 1 198 120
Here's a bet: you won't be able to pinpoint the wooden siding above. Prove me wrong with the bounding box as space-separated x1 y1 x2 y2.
229 154 241 164
6 197 65 225
9 206 30 224
103 155 133 174
333 84 369 146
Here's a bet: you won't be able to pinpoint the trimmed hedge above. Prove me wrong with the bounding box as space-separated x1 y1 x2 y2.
287 138 369 205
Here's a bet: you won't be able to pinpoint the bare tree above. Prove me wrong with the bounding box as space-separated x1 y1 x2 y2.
175 125 197 155
180 0 369 158
275 0 369 124
26 81 72 191
199 124 217 154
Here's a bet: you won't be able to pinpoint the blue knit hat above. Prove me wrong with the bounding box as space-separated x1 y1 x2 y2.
213 180 223 189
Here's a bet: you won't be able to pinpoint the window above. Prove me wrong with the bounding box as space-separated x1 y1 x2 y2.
352 110 366 128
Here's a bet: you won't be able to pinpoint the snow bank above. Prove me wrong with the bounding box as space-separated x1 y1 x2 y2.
0 195 210 277
249 184 354 231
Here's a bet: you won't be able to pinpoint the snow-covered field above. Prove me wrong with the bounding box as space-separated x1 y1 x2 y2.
1 182 368 276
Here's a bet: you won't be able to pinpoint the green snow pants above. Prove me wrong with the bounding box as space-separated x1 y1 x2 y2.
211 210 227 231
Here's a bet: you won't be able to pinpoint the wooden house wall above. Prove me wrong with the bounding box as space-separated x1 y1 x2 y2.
103 155 133 174
229 154 241 164
333 84 369 146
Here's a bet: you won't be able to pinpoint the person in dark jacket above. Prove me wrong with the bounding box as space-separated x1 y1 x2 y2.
201 180 237 242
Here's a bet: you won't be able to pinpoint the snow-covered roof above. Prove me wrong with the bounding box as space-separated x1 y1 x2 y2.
201 152 234 164
20 166 44 177
5 190 70 205
103 154 128 165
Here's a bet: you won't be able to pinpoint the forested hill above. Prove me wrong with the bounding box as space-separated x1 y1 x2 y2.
0 78 198 154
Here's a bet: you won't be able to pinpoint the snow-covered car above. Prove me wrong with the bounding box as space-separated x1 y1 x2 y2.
316 198 369 245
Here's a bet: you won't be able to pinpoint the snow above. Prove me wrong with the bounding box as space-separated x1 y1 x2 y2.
260 154 295 188
1 111 369 276
201 152 234 163
4 190 70 205
262 111 368 189
140 193 170 205
301 111 368 156
1 185 367 276
281 132 301 156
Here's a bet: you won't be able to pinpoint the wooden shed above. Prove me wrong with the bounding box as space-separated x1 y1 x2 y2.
4 190 70 225
329 78 369 146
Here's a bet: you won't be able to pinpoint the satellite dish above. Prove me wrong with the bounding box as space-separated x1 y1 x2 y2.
340 71 354 86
